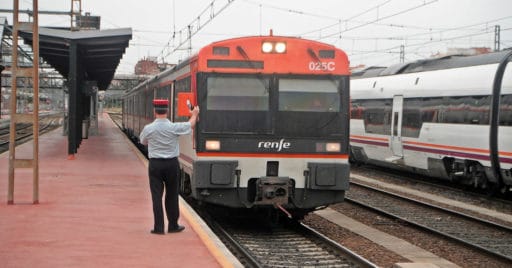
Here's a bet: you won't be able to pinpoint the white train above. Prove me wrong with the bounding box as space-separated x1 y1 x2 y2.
350 50 512 192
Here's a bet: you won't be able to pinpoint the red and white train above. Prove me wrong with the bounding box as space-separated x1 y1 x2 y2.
350 50 512 192
123 34 351 219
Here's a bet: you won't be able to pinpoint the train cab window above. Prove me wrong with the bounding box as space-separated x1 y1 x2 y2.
319 50 335 59
213 46 230 56
275 78 344 137
202 75 271 134
206 76 269 111
278 79 339 112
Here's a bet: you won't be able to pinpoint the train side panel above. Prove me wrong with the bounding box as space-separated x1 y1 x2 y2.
351 53 512 190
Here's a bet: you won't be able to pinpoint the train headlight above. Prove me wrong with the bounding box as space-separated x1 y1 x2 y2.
205 140 221 151
262 42 273 53
275 42 286 53
326 143 341 152
316 142 341 152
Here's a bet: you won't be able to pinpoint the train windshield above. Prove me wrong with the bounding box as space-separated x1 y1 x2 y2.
201 74 345 137
276 77 343 137
279 79 339 112
203 75 272 134
207 76 269 111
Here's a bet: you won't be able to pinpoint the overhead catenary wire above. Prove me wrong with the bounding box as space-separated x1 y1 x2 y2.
314 0 439 40
297 0 395 37
349 26 512 58
111 0 512 71
157 0 236 63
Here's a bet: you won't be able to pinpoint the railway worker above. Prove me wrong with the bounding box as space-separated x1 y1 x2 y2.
140 99 199 235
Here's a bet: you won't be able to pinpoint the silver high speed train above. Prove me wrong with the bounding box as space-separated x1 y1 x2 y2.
350 50 512 192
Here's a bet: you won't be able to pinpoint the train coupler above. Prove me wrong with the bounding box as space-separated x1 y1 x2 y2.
254 177 292 205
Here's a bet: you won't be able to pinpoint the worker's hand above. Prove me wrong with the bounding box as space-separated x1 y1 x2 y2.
188 106 200 127
190 106 200 118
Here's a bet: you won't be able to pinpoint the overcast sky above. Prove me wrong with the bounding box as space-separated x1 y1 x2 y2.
2 0 512 74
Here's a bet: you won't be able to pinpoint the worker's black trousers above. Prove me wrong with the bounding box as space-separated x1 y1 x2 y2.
148 157 180 232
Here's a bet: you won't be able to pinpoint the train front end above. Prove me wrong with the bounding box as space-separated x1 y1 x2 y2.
179 35 351 218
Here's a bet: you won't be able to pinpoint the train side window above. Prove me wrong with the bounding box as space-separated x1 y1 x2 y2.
136 94 140 116
146 90 152 119
500 94 512 126
156 85 170 99
360 99 391 135
350 102 363 119
364 109 389 135
402 98 421 138
439 95 490 125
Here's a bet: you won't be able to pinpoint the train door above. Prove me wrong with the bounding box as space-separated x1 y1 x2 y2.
389 95 403 161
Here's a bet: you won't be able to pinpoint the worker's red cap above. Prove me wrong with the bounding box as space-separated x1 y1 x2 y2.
153 99 168 107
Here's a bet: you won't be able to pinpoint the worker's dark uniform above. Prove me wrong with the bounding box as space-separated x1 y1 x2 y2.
140 100 192 233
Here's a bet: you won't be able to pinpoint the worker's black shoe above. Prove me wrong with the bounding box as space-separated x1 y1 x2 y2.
168 225 185 233
150 229 165 235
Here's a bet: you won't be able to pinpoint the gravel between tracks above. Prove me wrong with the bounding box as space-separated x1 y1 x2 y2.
302 165 512 267
352 166 512 216
303 202 511 268
303 213 408 267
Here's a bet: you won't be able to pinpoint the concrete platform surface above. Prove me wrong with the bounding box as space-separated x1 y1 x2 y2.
0 113 239 268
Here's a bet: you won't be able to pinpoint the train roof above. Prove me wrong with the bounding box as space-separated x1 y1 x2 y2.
352 49 512 79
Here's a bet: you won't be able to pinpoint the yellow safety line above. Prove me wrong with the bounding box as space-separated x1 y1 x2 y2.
180 203 234 268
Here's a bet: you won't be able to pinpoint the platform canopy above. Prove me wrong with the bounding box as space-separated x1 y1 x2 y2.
14 26 132 155
18 27 132 90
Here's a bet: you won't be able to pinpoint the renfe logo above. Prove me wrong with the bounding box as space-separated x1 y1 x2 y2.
258 139 291 152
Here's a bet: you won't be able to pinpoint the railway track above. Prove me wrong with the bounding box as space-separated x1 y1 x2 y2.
0 113 62 154
205 211 376 268
107 112 122 129
346 182 512 262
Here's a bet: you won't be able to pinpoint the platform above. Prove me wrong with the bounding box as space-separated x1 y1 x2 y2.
0 113 241 268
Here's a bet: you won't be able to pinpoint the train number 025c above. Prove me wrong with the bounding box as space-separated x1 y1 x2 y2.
308 61 335 71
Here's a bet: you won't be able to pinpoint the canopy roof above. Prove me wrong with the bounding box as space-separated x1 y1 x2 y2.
18 27 132 90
